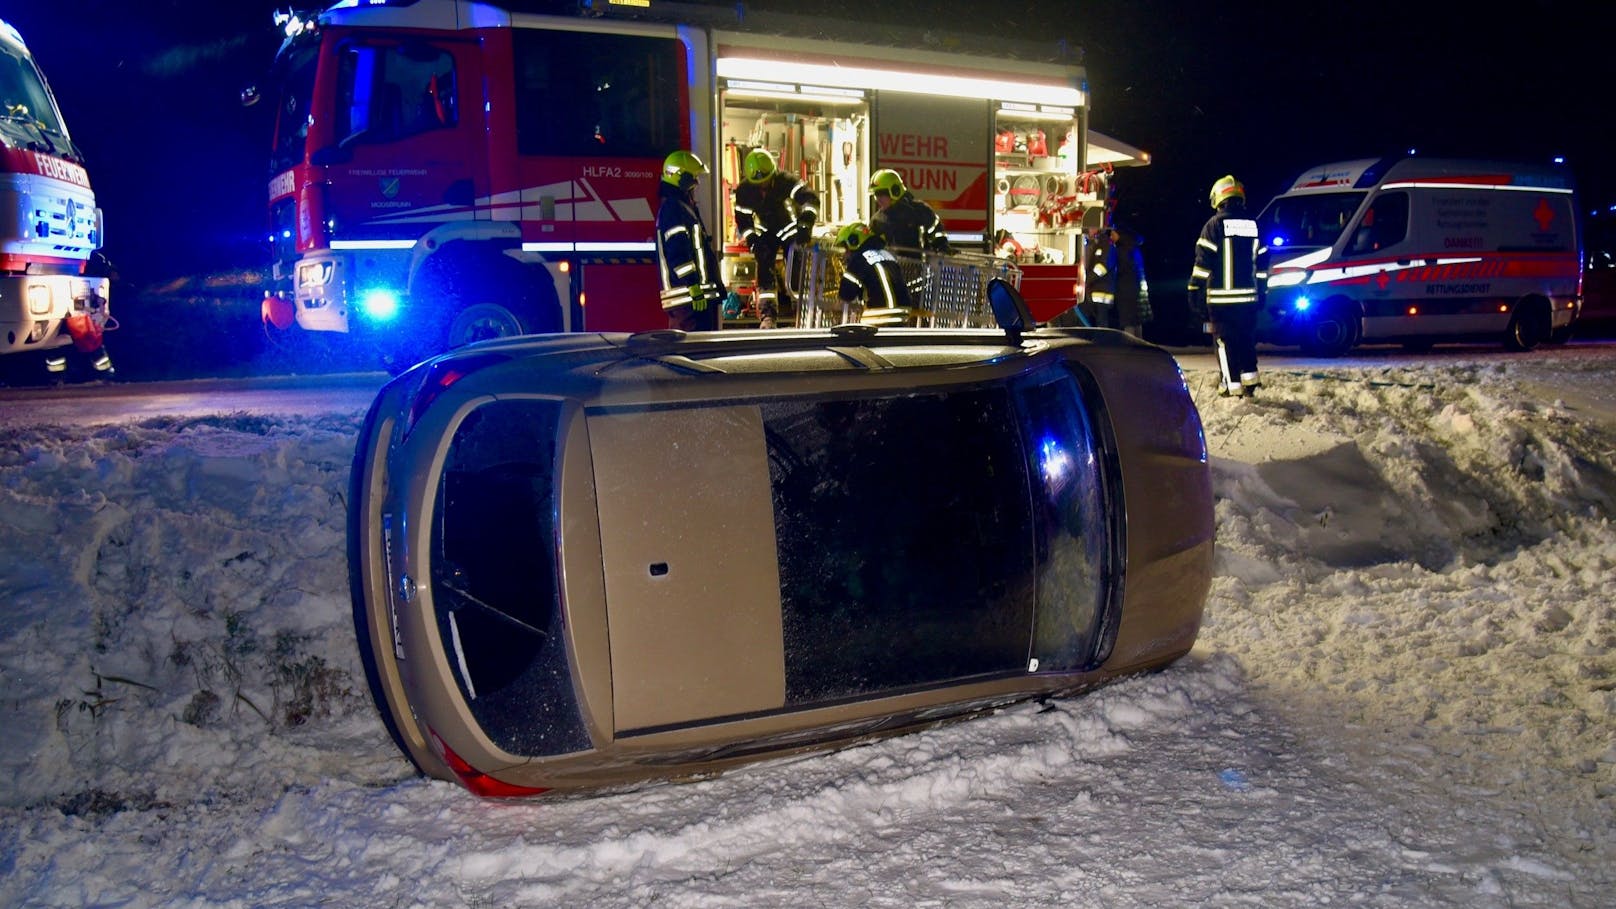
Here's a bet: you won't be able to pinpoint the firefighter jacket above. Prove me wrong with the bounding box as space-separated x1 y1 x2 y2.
1187 200 1258 320
656 181 726 318
872 192 950 253
733 173 819 255
838 237 913 310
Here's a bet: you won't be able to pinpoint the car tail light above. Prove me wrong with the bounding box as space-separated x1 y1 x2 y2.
402 353 508 439
431 731 550 799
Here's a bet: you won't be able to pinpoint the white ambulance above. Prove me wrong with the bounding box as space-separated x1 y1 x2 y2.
1254 156 1580 355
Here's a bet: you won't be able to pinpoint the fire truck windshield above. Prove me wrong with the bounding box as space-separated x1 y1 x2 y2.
270 42 319 173
1257 191 1366 250
0 39 65 138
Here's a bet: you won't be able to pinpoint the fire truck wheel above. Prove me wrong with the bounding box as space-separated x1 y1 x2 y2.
1298 300 1360 358
446 302 533 348
1504 299 1551 352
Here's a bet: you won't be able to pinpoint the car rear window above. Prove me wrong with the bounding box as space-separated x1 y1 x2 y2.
430 399 590 757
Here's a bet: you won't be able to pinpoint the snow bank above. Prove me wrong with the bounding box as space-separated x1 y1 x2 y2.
0 355 1611 907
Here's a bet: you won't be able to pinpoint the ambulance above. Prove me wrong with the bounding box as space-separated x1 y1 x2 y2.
1254 156 1580 356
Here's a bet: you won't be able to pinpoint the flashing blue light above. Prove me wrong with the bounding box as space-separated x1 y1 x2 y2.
360 288 400 322
1271 235 1286 248
1294 296 1312 313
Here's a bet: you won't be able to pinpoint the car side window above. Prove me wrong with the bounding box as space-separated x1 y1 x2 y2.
1016 366 1114 672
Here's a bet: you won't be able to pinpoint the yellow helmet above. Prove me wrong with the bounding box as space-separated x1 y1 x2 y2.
1209 174 1245 209
836 221 873 249
743 148 776 183
662 150 709 189
869 168 906 200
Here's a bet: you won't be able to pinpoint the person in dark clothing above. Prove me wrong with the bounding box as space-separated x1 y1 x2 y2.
655 150 726 332
835 221 912 322
868 168 950 253
1188 175 1261 396
732 148 818 329
1085 226 1151 337
45 249 116 380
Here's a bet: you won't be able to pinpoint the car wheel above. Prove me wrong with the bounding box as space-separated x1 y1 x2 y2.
1299 301 1360 357
1505 300 1551 351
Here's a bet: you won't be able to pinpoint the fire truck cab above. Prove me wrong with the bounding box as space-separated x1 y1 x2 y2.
1255 156 1580 356
260 0 1134 368
0 18 111 374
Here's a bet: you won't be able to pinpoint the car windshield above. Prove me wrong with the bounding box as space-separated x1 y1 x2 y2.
1258 191 1366 250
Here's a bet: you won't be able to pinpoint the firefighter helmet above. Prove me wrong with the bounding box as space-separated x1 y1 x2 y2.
1209 174 1245 209
836 221 873 249
743 148 777 183
869 168 907 200
662 150 709 190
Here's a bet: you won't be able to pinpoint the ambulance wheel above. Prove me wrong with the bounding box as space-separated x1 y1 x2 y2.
1504 299 1551 351
1298 300 1359 357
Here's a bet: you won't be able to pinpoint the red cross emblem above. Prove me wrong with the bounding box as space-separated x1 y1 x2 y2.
1534 198 1556 232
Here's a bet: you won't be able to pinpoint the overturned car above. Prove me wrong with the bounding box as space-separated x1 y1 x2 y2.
347 283 1213 797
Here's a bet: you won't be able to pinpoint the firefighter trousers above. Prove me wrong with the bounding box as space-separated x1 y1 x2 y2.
1210 302 1261 395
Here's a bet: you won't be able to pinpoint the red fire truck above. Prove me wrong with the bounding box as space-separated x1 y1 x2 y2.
0 18 112 376
258 0 1139 366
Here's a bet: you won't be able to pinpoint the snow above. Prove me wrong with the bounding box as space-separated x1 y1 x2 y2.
2 348 1614 907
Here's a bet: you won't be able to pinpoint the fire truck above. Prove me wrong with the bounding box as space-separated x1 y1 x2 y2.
258 0 1143 367
0 18 111 375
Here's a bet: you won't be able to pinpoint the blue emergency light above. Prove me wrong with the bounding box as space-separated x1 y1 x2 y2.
360 288 400 322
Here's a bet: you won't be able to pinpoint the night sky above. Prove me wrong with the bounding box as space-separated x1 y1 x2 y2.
8 1 1614 302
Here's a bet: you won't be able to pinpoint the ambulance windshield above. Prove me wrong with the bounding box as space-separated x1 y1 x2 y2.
1258 191 1365 250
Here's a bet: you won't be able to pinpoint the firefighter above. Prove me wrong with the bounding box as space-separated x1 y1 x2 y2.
732 148 818 329
1085 225 1151 338
46 249 116 381
655 150 726 332
1189 175 1261 396
868 169 950 253
835 221 912 321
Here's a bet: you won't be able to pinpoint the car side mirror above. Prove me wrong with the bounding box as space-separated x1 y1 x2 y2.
987 277 1034 342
